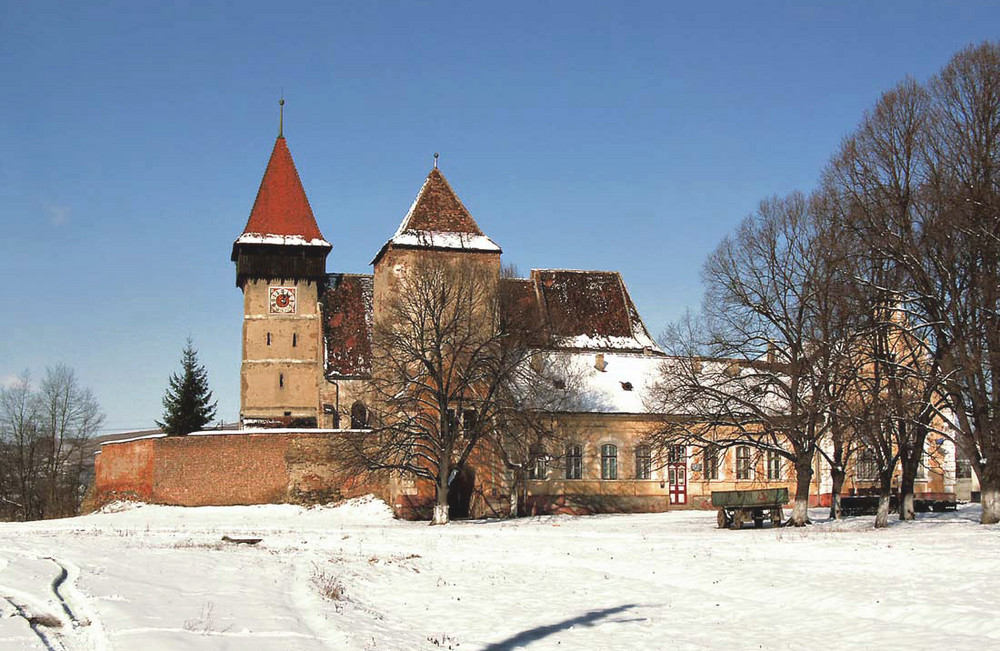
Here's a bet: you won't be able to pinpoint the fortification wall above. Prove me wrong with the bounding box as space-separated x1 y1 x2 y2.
92 431 387 509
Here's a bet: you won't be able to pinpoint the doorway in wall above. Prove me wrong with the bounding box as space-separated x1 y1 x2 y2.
668 463 687 505
448 466 476 518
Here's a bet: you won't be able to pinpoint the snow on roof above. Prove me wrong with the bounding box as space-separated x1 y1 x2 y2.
546 351 668 414
235 136 328 245
389 229 501 253
372 167 501 264
235 233 332 248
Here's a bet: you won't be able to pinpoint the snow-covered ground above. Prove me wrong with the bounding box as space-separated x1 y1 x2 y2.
0 498 997 650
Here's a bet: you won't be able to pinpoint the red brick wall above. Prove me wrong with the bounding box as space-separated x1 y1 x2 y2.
152 434 291 506
93 432 387 509
94 437 156 502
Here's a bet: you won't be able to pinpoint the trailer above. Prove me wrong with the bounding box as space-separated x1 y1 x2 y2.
712 488 789 529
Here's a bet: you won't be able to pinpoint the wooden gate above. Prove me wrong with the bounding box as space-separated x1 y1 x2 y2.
668 463 687 505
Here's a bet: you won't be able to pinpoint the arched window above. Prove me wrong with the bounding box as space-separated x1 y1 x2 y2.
635 445 652 480
601 444 618 480
565 444 583 480
736 446 752 480
350 401 368 429
529 446 548 480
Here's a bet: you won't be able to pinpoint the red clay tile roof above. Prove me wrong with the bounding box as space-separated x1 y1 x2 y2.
321 274 373 378
237 136 329 245
399 168 483 234
530 270 662 353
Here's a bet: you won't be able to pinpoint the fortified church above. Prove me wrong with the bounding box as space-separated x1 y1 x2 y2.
92 121 960 518
231 125 678 517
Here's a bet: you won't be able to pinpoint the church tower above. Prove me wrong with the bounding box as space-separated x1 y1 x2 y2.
370 164 502 322
232 117 330 427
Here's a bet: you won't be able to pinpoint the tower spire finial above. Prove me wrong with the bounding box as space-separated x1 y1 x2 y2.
278 95 285 138
433 152 439 169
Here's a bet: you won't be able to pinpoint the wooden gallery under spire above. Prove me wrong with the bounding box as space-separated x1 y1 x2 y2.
92 118 960 519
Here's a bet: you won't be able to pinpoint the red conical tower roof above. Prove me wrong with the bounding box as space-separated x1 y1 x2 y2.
234 136 330 249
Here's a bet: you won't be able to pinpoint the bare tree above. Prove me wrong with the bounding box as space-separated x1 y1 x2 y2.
37 365 104 518
823 45 1000 524
918 43 1000 524
341 258 560 524
650 193 852 526
0 372 43 520
0 367 103 520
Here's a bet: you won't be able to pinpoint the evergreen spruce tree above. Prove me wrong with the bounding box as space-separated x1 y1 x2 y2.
157 339 217 436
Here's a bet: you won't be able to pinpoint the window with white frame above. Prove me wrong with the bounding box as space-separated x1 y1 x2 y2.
635 445 652 480
703 445 720 480
529 448 548 480
736 446 752 480
565 444 583 480
601 444 618 480
767 449 783 480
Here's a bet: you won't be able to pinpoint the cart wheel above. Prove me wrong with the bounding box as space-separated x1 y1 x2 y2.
731 510 744 529
717 509 728 529
770 508 781 526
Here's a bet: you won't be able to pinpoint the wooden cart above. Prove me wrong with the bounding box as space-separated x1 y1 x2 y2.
712 488 789 529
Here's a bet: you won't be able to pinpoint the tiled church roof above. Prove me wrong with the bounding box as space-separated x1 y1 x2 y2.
321 274 373 378
399 168 483 234
318 270 660 379
530 270 662 353
235 137 330 248
372 168 500 264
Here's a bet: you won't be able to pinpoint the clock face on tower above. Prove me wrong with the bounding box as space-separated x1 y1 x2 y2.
269 286 297 314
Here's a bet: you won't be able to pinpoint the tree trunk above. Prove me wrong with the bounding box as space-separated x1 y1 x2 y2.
875 469 893 529
874 487 891 529
980 469 1000 525
789 455 814 527
898 452 917 521
432 466 450 525
829 468 846 520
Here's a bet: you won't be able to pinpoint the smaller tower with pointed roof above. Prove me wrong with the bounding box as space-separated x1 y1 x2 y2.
371 166 502 321
232 123 330 427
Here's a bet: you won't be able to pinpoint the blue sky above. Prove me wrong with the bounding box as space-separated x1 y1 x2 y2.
2 1 997 434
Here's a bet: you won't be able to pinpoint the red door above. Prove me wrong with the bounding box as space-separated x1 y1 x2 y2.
668 463 687 505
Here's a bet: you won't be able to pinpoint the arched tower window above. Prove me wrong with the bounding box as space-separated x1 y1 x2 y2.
351 401 369 429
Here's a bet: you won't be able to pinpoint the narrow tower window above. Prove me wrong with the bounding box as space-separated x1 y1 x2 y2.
266 332 272 346
279 373 284 389
292 333 298 348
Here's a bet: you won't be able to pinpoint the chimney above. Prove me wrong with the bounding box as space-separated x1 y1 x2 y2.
595 353 607 372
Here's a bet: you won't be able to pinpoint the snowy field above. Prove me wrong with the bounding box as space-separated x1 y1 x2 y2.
0 498 997 650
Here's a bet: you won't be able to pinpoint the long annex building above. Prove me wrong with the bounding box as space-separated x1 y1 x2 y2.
93 128 961 518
